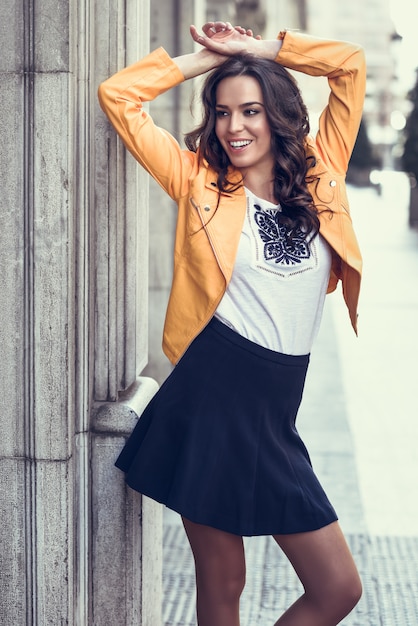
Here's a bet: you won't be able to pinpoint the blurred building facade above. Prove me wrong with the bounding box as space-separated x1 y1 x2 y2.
308 0 400 168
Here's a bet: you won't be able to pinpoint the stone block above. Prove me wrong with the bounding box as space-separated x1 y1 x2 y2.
31 71 73 459
139 495 163 626
0 1 24 71
0 73 26 457
92 376 159 435
0 459 27 623
90 435 162 626
91 376 162 625
91 435 139 624
33 459 74 624
33 0 70 71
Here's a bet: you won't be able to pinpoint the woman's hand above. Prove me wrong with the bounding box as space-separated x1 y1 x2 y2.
173 22 280 81
190 22 261 56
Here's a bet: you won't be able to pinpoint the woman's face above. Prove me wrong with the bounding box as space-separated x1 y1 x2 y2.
215 75 274 176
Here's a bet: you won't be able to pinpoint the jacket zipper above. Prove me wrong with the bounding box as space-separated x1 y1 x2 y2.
176 197 228 360
189 197 226 278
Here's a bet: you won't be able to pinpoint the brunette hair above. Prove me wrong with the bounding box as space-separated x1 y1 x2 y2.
185 53 320 238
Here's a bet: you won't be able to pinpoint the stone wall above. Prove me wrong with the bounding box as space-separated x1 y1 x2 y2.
0 0 162 623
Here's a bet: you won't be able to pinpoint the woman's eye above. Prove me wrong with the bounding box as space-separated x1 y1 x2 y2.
245 109 259 116
215 110 229 117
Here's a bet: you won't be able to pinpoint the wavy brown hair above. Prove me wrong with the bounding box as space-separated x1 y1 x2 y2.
185 53 320 239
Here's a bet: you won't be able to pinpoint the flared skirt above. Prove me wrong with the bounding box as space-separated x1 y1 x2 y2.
115 317 337 536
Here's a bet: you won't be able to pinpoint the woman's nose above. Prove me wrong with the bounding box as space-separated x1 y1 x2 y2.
228 112 244 132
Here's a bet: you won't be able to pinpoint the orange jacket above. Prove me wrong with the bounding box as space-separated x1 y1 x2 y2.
98 31 366 364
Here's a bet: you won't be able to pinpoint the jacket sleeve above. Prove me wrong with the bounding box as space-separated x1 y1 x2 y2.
276 31 366 174
97 47 198 201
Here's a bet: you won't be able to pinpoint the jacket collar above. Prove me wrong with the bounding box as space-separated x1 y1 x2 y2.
203 166 244 196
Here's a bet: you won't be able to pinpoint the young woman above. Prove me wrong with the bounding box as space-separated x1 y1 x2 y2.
98 22 366 626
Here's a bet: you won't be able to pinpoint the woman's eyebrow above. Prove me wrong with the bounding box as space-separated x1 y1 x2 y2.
215 101 265 108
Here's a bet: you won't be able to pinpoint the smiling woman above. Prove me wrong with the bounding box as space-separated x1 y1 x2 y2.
98 21 366 626
215 75 273 187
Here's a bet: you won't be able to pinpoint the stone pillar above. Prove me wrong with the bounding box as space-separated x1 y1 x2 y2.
0 0 162 624
0 0 76 622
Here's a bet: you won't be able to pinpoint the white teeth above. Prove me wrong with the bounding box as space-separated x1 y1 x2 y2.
230 140 251 148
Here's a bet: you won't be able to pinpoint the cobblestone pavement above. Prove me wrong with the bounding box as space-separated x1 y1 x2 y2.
162 172 418 625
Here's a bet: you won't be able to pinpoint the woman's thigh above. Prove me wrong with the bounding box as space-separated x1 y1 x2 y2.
182 517 246 592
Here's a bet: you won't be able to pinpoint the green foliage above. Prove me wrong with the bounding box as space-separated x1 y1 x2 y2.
402 70 418 181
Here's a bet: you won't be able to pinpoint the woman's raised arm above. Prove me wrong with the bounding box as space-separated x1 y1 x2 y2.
173 22 282 79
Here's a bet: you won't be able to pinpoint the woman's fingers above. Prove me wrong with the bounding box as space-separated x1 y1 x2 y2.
189 24 202 43
190 21 261 55
193 22 261 40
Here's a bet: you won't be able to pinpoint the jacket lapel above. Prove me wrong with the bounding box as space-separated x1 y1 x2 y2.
199 169 246 282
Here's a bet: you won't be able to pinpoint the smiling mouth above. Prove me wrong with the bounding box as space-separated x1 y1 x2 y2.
229 140 252 149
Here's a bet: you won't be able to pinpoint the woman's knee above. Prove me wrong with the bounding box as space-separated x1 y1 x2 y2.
196 554 246 602
341 569 363 611
217 561 246 602
320 567 362 618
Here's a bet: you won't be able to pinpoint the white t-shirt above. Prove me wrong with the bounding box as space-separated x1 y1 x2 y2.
215 189 332 355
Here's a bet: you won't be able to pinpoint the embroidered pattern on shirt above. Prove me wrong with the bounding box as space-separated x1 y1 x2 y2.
254 204 311 266
244 196 318 278
254 203 311 266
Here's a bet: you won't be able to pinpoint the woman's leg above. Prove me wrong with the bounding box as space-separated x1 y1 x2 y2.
182 517 246 626
273 521 362 626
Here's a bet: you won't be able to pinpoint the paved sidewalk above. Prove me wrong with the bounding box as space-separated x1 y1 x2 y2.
162 171 418 625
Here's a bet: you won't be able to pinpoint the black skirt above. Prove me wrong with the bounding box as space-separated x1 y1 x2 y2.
115 317 337 536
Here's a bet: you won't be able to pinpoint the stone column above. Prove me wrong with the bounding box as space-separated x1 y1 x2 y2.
0 0 76 622
0 0 162 623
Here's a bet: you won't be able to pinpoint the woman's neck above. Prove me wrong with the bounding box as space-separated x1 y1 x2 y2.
242 175 277 204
